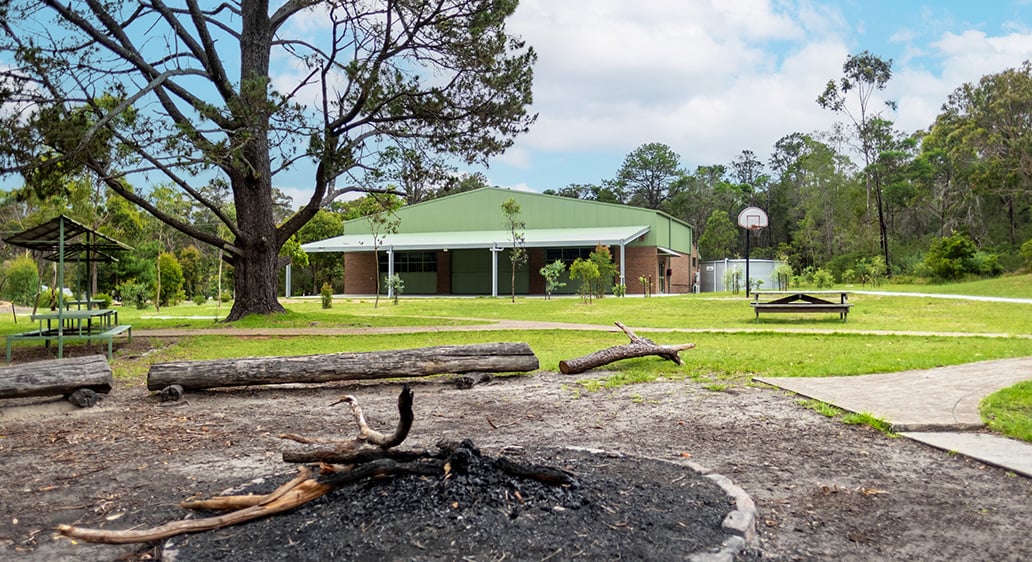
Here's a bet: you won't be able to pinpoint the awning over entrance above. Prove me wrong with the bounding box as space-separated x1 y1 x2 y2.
297 225 651 298
301 225 651 253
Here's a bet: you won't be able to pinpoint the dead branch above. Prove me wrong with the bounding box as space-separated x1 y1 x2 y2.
179 466 314 511
281 445 428 465
59 459 442 544
58 387 421 545
279 384 415 465
558 321 696 375
331 384 414 448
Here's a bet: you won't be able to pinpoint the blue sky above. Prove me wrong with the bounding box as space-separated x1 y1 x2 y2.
430 0 1032 199
4 2 1032 206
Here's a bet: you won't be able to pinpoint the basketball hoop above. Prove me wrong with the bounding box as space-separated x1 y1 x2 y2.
737 207 769 231
737 206 768 299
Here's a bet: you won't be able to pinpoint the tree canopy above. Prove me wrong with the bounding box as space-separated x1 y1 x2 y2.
0 0 536 319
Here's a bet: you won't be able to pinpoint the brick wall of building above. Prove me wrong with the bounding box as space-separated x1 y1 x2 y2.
344 253 378 294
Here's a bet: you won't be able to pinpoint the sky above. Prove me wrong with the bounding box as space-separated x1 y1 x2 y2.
433 0 1032 198
4 1 1032 207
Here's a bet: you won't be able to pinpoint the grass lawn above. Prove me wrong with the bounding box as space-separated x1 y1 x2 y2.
4 275 1031 442
980 381 1032 442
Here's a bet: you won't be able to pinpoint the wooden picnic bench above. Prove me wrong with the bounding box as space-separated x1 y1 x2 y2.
750 291 852 322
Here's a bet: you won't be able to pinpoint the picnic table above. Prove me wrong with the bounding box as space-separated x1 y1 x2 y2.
750 291 852 322
64 299 105 311
6 309 131 362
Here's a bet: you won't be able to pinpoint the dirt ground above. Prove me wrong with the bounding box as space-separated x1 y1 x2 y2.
1 340 1031 561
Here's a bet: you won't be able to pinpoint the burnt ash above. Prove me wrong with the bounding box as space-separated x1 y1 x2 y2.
167 445 732 561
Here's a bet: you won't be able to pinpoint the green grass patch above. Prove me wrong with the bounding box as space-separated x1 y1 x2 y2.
7 274 1032 336
841 411 897 437
110 330 1032 391
798 398 844 418
7 275 1032 445
873 273 1032 299
980 381 1032 442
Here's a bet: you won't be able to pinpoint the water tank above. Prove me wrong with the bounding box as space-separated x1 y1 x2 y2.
699 259 786 293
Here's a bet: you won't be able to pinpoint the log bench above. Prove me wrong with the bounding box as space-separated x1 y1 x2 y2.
750 291 852 322
5 324 132 363
147 342 539 399
0 354 113 406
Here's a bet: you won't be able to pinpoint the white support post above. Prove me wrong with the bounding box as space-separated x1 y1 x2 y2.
490 246 502 298
386 247 395 299
285 264 291 297
619 243 627 288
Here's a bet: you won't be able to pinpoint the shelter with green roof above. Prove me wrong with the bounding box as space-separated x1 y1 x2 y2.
301 187 696 296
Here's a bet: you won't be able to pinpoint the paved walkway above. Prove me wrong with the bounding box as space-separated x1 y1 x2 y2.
756 357 1032 478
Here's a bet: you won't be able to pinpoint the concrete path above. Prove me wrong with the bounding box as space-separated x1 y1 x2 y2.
756 357 1032 478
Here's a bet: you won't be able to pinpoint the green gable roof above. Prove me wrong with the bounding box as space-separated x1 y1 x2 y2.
316 187 692 252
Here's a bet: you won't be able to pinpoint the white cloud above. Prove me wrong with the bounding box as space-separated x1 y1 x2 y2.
932 30 1032 82
504 1 853 168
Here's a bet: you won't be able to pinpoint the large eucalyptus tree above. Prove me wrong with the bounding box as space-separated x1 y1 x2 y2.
0 0 536 320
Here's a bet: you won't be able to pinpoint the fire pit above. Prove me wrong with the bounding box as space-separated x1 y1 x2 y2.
164 444 746 561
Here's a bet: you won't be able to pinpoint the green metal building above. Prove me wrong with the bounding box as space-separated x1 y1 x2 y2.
301 187 697 296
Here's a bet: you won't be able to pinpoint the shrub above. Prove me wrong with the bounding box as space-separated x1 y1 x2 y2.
117 281 151 310
972 251 1004 277
612 283 627 297
385 274 404 305
539 260 566 299
924 232 976 280
2 255 40 307
813 268 835 288
193 294 207 306
1022 238 1032 271
320 281 333 309
95 293 114 309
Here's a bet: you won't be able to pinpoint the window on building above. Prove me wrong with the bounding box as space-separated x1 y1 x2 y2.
378 251 438 273
545 247 593 266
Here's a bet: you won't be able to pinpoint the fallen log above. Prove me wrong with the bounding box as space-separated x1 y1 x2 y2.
146 342 538 392
558 322 695 375
0 355 112 402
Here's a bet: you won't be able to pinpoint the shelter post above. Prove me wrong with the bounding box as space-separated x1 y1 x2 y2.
490 246 502 298
386 247 395 299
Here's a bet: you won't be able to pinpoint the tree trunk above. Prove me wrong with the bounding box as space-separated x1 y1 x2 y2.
147 342 539 391
224 162 284 321
0 355 112 399
223 1 284 322
225 236 285 321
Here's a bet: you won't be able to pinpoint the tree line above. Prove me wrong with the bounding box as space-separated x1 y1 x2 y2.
1 1 1029 315
545 55 1032 284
